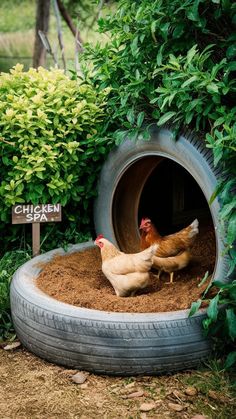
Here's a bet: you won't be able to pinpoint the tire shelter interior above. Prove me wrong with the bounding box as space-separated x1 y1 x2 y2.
112 156 215 254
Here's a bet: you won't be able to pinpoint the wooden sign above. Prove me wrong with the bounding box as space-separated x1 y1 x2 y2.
12 204 62 257
12 204 61 224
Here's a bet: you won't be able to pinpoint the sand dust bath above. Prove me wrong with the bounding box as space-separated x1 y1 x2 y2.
36 226 216 313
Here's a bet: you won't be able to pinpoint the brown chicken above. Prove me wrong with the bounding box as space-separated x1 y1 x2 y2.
139 217 199 257
95 234 158 297
139 218 198 283
152 250 191 284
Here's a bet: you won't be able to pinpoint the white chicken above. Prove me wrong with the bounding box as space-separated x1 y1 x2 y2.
94 235 158 297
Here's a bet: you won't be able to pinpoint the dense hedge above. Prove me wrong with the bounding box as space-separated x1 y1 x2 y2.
83 0 236 365
84 0 236 269
0 65 109 253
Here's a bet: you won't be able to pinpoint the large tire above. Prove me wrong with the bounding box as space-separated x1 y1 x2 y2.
94 126 230 283
10 241 211 376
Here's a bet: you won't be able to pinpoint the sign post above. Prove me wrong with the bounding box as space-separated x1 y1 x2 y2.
32 223 40 256
12 204 62 256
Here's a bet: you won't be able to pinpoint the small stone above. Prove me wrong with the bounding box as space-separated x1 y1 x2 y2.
3 341 21 350
168 402 186 412
191 415 207 419
80 383 89 389
71 371 89 384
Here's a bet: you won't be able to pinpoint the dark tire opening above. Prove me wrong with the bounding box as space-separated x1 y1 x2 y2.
112 156 215 256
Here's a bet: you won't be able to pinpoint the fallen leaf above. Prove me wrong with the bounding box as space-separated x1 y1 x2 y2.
3 341 21 351
125 382 136 389
140 402 156 412
172 389 185 401
208 390 218 400
208 390 230 403
185 386 198 396
191 415 207 419
125 390 144 399
168 402 186 412
71 371 89 384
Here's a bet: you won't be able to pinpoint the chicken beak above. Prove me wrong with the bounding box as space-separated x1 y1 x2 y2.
139 219 146 229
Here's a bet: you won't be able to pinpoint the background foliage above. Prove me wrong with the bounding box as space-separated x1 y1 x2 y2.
0 64 109 254
83 0 236 270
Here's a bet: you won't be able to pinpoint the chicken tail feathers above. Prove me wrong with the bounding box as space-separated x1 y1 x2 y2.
189 218 199 238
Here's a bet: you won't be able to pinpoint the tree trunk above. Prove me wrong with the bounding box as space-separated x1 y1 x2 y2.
57 0 83 50
33 0 51 68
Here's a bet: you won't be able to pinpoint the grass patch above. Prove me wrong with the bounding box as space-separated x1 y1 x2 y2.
180 362 236 418
0 250 31 341
0 0 113 72
0 0 35 33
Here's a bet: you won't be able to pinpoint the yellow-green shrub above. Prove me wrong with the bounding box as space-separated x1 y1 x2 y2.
0 64 109 251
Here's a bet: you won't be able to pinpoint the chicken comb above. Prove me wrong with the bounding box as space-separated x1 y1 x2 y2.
141 217 150 222
96 234 104 240
139 217 151 228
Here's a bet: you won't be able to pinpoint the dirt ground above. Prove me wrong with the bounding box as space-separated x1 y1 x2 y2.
0 347 235 419
37 227 215 312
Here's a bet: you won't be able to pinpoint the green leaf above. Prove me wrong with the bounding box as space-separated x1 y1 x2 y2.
137 111 145 128
130 36 139 57
213 117 225 128
220 198 236 218
206 83 219 94
181 75 198 88
226 308 236 340
187 1 200 21
188 299 202 317
157 111 176 126
224 351 236 369
226 45 236 59
186 45 198 63
207 294 219 322
127 108 135 124
198 271 209 288
156 44 165 66
227 213 236 245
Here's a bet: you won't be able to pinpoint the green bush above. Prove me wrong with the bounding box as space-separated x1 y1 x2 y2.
0 64 109 253
189 277 236 370
83 0 236 363
84 0 236 267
